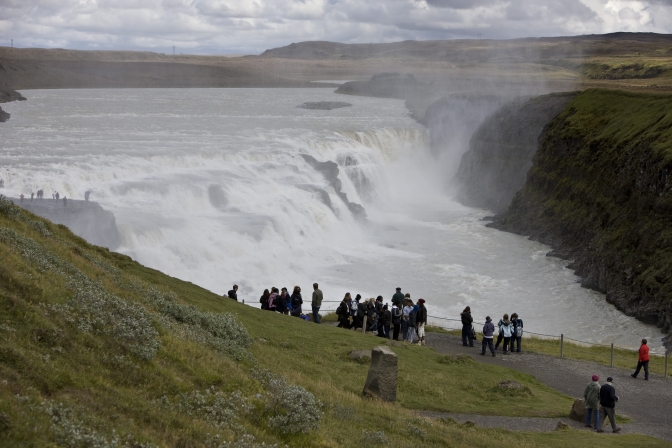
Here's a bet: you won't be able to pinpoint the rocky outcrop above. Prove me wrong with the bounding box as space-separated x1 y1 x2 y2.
452 92 576 212
489 89 672 346
569 399 587 422
336 73 426 100
0 78 26 123
362 346 398 402
10 198 121 250
297 101 351 110
0 107 8 122
300 154 367 220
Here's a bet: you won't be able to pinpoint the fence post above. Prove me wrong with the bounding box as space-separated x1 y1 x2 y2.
610 343 614 367
362 316 367 334
665 350 669 380
560 334 564 358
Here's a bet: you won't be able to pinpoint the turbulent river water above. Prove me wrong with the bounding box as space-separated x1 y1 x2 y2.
0 88 662 349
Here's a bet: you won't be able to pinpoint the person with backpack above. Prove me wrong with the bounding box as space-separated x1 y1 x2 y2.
353 295 367 330
290 286 303 317
366 299 378 333
337 293 351 329
227 284 238 301
460 306 474 347
260 289 270 310
402 297 413 340
498 314 514 354
510 313 523 353
631 338 650 380
584 374 600 429
268 287 279 312
380 304 391 339
480 316 496 356
391 303 402 341
416 299 427 346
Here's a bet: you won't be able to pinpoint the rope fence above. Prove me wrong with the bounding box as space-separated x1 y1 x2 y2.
425 315 670 380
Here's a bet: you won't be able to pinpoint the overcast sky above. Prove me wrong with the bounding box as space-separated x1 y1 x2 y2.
1 0 671 54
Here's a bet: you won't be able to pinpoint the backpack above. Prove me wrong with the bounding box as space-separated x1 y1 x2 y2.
515 320 523 337
391 307 402 325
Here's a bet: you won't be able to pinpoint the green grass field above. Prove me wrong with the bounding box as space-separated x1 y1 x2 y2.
0 196 668 446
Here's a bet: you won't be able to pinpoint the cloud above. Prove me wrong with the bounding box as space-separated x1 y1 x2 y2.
0 0 670 53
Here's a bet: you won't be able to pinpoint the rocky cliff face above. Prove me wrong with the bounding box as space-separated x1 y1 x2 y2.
452 92 576 212
489 89 672 344
10 198 122 250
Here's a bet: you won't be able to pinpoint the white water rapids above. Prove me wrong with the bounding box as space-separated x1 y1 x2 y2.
0 88 663 349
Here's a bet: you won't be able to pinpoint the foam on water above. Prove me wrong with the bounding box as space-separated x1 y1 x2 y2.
0 88 663 350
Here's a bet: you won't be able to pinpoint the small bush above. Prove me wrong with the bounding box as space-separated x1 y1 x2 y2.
361 429 387 445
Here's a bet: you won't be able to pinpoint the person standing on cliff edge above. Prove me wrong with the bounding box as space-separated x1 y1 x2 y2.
631 338 650 380
311 283 323 324
227 285 238 301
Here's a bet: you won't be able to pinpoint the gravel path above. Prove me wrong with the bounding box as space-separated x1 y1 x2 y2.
417 411 584 432
426 332 672 442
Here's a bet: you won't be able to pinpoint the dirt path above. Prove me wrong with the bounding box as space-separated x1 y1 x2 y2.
426 332 672 442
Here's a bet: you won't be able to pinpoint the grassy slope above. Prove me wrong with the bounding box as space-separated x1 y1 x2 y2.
0 199 667 447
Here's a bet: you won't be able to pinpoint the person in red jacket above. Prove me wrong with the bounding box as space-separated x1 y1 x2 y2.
631 338 650 381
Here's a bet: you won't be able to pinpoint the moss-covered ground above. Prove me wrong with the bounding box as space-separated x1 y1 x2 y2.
0 197 668 446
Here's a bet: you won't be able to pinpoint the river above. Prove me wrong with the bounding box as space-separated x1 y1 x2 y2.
0 88 662 349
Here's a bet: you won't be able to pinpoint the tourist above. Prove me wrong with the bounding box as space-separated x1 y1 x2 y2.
392 287 404 309
380 304 391 339
402 298 413 340
481 316 496 356
510 312 523 353
366 299 377 333
278 288 290 314
268 287 279 312
631 338 650 381
290 286 303 317
460 306 474 347
227 284 238 301
375 296 384 334
596 377 620 433
354 295 367 330
391 302 402 341
260 289 270 310
416 299 427 346
499 314 514 354
30 192 34 201
311 283 323 324
337 293 351 329
20 193 24 203
584 375 600 429
406 299 417 343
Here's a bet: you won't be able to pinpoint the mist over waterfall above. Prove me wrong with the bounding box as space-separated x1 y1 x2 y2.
0 87 661 349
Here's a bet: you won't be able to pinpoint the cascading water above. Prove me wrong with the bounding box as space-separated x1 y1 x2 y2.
0 87 663 349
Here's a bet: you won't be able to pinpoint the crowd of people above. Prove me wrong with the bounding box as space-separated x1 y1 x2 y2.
459 307 525 356
225 285 429 344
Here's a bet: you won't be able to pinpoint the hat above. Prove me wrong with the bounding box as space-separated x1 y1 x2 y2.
607 377 613 382
396 287 401 290
592 375 599 381
486 316 491 322
418 298 425 304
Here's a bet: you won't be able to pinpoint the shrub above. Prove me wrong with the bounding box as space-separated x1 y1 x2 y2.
250 368 322 434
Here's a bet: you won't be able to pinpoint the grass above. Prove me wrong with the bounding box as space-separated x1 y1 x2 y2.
0 197 668 446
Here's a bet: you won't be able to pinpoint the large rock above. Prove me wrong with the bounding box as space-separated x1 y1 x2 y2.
569 398 587 422
362 346 398 402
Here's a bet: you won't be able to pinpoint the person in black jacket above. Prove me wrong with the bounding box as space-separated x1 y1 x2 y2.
379 304 391 339
510 313 523 353
391 303 402 341
260 289 270 310
460 306 474 347
337 293 352 329
375 296 384 335
290 286 303 317
227 285 238 301
416 299 427 346
353 296 367 330
596 377 621 433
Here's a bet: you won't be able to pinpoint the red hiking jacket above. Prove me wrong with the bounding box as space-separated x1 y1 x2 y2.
639 344 650 362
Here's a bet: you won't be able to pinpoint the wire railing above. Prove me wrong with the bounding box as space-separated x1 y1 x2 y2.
425 315 670 379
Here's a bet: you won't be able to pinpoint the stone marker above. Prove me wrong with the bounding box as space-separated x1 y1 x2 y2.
555 421 569 431
362 346 398 402
569 398 587 422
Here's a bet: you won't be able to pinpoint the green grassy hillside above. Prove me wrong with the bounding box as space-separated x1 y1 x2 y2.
493 89 672 340
0 196 666 447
